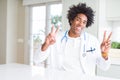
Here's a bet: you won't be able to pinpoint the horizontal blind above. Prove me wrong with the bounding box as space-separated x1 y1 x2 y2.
23 0 61 5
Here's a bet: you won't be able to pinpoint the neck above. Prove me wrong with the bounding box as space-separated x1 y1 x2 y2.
68 30 81 38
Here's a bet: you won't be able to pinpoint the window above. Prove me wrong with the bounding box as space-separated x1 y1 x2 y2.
109 21 120 59
30 3 62 66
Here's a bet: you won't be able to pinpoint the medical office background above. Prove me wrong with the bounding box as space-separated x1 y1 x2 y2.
0 0 120 79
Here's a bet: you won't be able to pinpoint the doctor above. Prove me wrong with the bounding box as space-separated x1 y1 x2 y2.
34 3 112 76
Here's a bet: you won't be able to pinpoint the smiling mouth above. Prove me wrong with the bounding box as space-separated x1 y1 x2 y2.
75 27 82 31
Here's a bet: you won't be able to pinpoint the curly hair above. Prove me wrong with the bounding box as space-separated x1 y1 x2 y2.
67 3 95 28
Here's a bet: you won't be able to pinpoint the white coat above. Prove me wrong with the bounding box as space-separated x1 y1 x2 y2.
34 31 111 76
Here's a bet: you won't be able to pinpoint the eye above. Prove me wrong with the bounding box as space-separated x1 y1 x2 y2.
83 21 87 25
75 17 81 21
75 17 79 21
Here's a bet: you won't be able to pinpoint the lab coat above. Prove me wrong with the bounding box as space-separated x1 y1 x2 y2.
34 31 111 76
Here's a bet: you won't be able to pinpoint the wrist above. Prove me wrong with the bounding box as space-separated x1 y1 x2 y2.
41 42 50 51
102 52 108 60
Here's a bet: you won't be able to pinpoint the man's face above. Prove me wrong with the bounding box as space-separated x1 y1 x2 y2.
70 13 87 35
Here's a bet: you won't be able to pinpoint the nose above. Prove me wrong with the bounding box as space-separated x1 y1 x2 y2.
78 20 84 26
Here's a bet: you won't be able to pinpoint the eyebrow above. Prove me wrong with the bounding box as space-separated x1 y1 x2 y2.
76 16 87 23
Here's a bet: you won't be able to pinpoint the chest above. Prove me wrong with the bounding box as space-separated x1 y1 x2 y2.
56 38 97 61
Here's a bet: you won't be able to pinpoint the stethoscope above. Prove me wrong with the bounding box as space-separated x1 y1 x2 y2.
61 31 96 57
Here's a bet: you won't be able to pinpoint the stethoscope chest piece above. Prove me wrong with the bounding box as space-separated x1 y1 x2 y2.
82 52 86 57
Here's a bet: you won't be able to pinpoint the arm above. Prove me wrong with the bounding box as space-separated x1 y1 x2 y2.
33 26 59 65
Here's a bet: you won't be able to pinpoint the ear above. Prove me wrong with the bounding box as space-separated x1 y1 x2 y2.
70 20 73 24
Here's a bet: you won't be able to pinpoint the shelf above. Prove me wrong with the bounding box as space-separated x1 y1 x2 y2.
107 17 120 21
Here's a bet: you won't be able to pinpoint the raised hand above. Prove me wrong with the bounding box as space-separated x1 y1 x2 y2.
101 31 112 59
41 26 59 51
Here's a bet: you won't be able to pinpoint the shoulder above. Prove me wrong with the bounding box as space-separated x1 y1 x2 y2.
56 31 66 38
85 32 98 40
54 31 66 43
85 32 100 49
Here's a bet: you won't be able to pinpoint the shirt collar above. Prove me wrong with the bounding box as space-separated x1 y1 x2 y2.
66 30 85 40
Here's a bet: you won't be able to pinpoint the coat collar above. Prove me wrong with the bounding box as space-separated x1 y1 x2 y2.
65 30 86 41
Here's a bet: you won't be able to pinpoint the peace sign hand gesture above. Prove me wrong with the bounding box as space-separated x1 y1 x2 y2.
101 31 112 60
41 26 59 51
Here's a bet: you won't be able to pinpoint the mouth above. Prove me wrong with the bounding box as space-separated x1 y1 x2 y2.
75 27 82 31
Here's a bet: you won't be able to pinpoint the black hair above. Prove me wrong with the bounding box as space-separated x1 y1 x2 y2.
67 3 95 28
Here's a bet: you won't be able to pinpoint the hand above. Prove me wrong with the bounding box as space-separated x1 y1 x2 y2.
41 25 59 51
45 25 59 45
101 31 112 59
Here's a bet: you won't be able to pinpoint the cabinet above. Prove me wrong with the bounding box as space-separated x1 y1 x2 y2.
106 0 120 20
96 64 120 79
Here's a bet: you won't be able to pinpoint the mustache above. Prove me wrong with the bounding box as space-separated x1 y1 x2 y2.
74 27 82 30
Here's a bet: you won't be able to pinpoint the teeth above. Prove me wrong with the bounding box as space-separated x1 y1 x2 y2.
76 27 81 30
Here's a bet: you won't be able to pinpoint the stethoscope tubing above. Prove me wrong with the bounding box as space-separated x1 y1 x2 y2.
61 31 95 57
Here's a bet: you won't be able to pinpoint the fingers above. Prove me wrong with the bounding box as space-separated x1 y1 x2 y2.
50 25 59 36
103 43 111 53
105 40 111 47
103 31 112 42
101 31 112 54
103 31 106 42
55 26 60 34
46 33 55 42
106 32 112 41
51 25 55 34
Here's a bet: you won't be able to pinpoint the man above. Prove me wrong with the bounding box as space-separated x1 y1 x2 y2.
34 3 112 76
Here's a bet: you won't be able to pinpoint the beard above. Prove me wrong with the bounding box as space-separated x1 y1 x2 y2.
72 27 82 34
69 25 85 37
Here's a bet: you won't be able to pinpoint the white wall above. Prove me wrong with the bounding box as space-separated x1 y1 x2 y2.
0 0 7 64
112 21 120 42
17 0 25 64
6 0 18 63
0 0 25 64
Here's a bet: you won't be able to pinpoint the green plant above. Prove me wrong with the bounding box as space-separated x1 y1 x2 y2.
51 15 62 28
33 36 42 43
33 30 45 44
111 42 120 49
